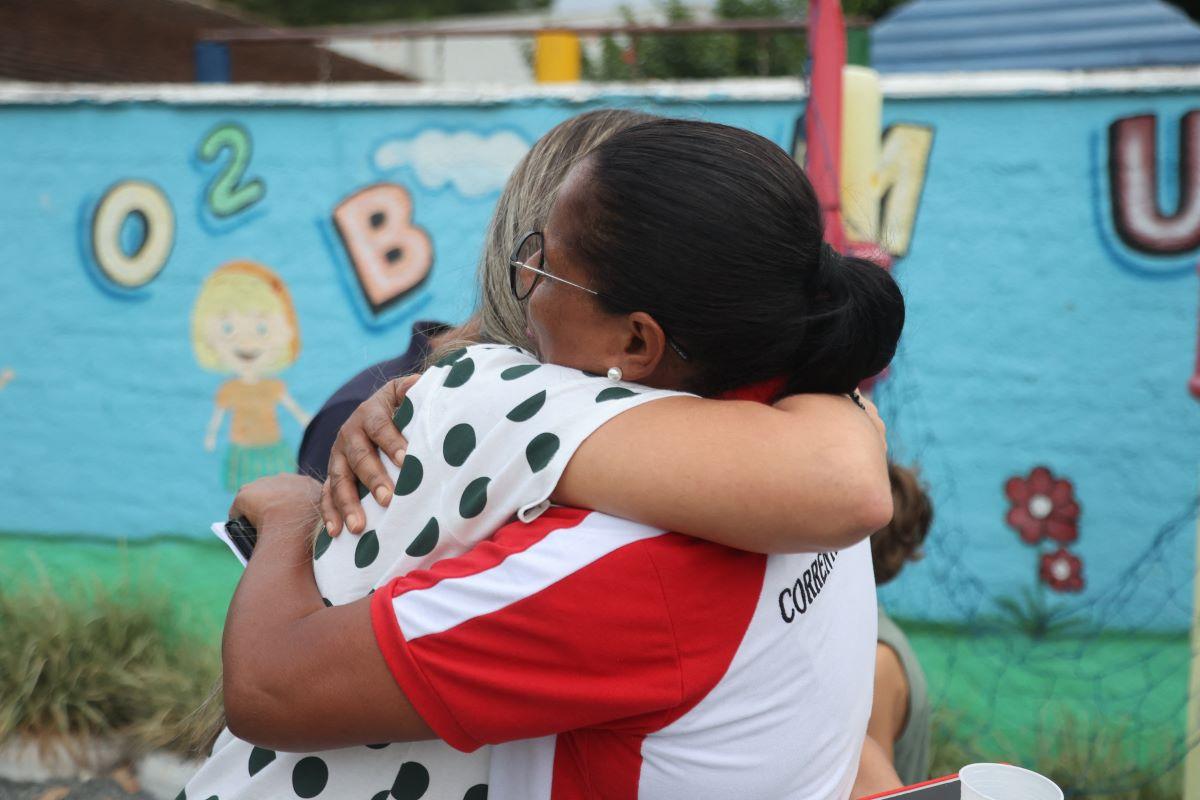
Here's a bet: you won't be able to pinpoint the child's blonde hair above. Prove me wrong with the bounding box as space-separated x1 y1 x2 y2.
191 260 301 373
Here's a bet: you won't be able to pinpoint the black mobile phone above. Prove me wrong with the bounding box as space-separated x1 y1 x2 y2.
225 516 258 562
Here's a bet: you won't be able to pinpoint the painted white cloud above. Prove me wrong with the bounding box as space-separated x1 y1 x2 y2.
374 130 531 198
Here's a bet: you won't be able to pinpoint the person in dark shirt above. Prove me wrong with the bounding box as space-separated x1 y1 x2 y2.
296 320 449 482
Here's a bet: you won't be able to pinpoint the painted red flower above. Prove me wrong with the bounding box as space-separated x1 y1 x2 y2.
1004 466 1080 545
1040 548 1085 593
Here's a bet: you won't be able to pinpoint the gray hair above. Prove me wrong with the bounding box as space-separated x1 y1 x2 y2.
430 108 659 363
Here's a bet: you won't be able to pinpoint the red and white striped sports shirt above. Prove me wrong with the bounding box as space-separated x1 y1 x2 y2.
371 505 877 800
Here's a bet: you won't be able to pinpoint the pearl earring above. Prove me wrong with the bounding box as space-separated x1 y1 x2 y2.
607 367 623 382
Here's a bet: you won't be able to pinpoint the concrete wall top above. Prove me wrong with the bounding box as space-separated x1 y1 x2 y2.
2 65 1200 107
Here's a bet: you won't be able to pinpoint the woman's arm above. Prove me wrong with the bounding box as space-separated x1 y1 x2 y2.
321 380 890 552
322 377 890 553
852 735 903 798
866 643 910 761
204 406 226 452
553 393 890 553
219 475 432 751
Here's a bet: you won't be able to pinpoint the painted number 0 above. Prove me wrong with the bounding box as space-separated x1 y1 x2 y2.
92 180 175 289
198 123 265 218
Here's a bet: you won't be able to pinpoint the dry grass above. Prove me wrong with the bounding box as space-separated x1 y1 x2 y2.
0 571 219 758
931 708 1182 800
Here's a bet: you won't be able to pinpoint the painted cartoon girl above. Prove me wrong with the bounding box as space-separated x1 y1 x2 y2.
190 260 310 491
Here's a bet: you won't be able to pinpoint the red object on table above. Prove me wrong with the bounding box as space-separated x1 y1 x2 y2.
860 773 960 799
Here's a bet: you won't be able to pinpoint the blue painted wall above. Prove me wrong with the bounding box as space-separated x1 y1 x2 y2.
874 91 1200 634
0 85 1196 633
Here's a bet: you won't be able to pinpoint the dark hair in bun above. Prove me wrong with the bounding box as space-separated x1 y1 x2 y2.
571 118 904 398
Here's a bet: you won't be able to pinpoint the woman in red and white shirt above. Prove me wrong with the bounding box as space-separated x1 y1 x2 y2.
216 119 905 799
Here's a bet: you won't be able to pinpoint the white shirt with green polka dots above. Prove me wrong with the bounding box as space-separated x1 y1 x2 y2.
182 344 688 800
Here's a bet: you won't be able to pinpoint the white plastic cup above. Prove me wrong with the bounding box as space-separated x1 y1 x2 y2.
959 763 1064 800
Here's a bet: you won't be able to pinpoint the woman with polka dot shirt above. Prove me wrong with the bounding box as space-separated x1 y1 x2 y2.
184 343 690 800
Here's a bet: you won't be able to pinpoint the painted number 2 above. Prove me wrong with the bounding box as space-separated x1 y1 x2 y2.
198 123 265 218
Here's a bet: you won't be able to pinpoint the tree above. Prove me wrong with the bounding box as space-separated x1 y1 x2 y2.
717 0 809 76
583 0 740 81
584 0 839 81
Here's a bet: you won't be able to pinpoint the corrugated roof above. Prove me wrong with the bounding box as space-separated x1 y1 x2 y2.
871 0 1200 73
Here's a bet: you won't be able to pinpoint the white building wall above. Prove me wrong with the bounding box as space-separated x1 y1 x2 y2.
327 0 713 84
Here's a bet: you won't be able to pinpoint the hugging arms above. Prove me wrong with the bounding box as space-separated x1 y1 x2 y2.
221 381 890 749
203 115 904 800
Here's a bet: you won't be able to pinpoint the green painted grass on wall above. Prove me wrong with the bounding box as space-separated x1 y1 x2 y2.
0 532 242 639
908 621 1187 792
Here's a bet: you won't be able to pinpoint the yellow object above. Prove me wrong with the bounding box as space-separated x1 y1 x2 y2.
534 31 582 83
877 124 934 258
840 65 884 245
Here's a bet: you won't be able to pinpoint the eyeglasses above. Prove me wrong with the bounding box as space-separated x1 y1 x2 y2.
509 230 600 301
508 230 690 361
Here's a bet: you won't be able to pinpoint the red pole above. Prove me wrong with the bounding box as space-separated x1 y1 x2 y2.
1191 262 1200 400
804 0 848 252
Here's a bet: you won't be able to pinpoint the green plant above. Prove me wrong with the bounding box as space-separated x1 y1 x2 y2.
930 707 1182 800
0 571 220 756
714 0 807 75
928 705 974 777
1042 736 1181 800
578 0 912 81
994 586 1093 640
583 0 739 80
582 0 808 80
